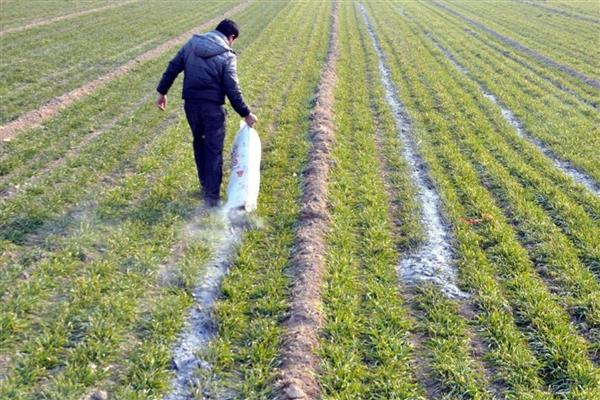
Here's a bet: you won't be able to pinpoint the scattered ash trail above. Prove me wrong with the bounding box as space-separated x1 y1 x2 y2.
359 5 468 300
424 31 600 196
164 208 254 400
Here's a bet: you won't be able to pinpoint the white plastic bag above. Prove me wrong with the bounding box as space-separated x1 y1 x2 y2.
224 120 261 212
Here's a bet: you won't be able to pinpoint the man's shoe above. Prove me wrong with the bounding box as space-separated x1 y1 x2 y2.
204 197 220 208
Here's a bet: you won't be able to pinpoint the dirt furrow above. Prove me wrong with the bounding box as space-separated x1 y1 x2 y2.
273 3 338 400
360 5 468 300
0 0 141 36
431 0 600 90
0 1 251 142
424 31 600 196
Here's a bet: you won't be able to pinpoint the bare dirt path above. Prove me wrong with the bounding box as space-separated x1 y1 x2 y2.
431 1 600 90
0 0 141 36
273 3 338 400
0 1 251 142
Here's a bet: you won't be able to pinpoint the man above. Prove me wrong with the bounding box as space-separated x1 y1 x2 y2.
156 19 257 208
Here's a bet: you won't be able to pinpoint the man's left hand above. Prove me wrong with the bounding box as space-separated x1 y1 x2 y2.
245 113 257 127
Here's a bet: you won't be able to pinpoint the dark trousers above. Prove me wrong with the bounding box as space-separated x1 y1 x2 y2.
184 101 227 200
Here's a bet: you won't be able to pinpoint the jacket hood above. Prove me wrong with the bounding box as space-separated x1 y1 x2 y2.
192 30 233 58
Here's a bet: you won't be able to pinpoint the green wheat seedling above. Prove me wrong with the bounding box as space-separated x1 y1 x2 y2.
0 2 287 398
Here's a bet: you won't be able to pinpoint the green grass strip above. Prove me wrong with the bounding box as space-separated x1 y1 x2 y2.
0 1 275 248
442 0 598 78
0 2 289 397
358 5 496 398
411 0 600 107
388 1 600 332
0 0 114 30
413 286 493 399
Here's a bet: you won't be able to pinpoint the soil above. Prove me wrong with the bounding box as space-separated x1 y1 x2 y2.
274 3 339 399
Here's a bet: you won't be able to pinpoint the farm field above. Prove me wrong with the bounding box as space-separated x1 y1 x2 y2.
0 0 599 399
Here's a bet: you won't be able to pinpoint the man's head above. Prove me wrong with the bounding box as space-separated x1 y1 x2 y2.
216 19 239 46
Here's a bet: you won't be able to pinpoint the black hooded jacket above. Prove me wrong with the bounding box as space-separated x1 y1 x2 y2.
156 30 250 117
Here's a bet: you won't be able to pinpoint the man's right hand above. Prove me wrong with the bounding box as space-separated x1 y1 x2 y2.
245 113 257 127
157 94 167 111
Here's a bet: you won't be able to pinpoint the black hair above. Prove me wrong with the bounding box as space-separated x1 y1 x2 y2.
216 19 239 39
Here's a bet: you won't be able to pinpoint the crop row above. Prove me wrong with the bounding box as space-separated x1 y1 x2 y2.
0 0 118 30
0 0 289 321
396 0 600 271
440 0 598 78
0 1 290 398
418 0 600 106
0 0 238 124
0 0 277 359
540 0 600 18
109 0 328 395
400 1 600 184
316 3 422 397
517 0 600 23
1 0 598 398
365 1 599 398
